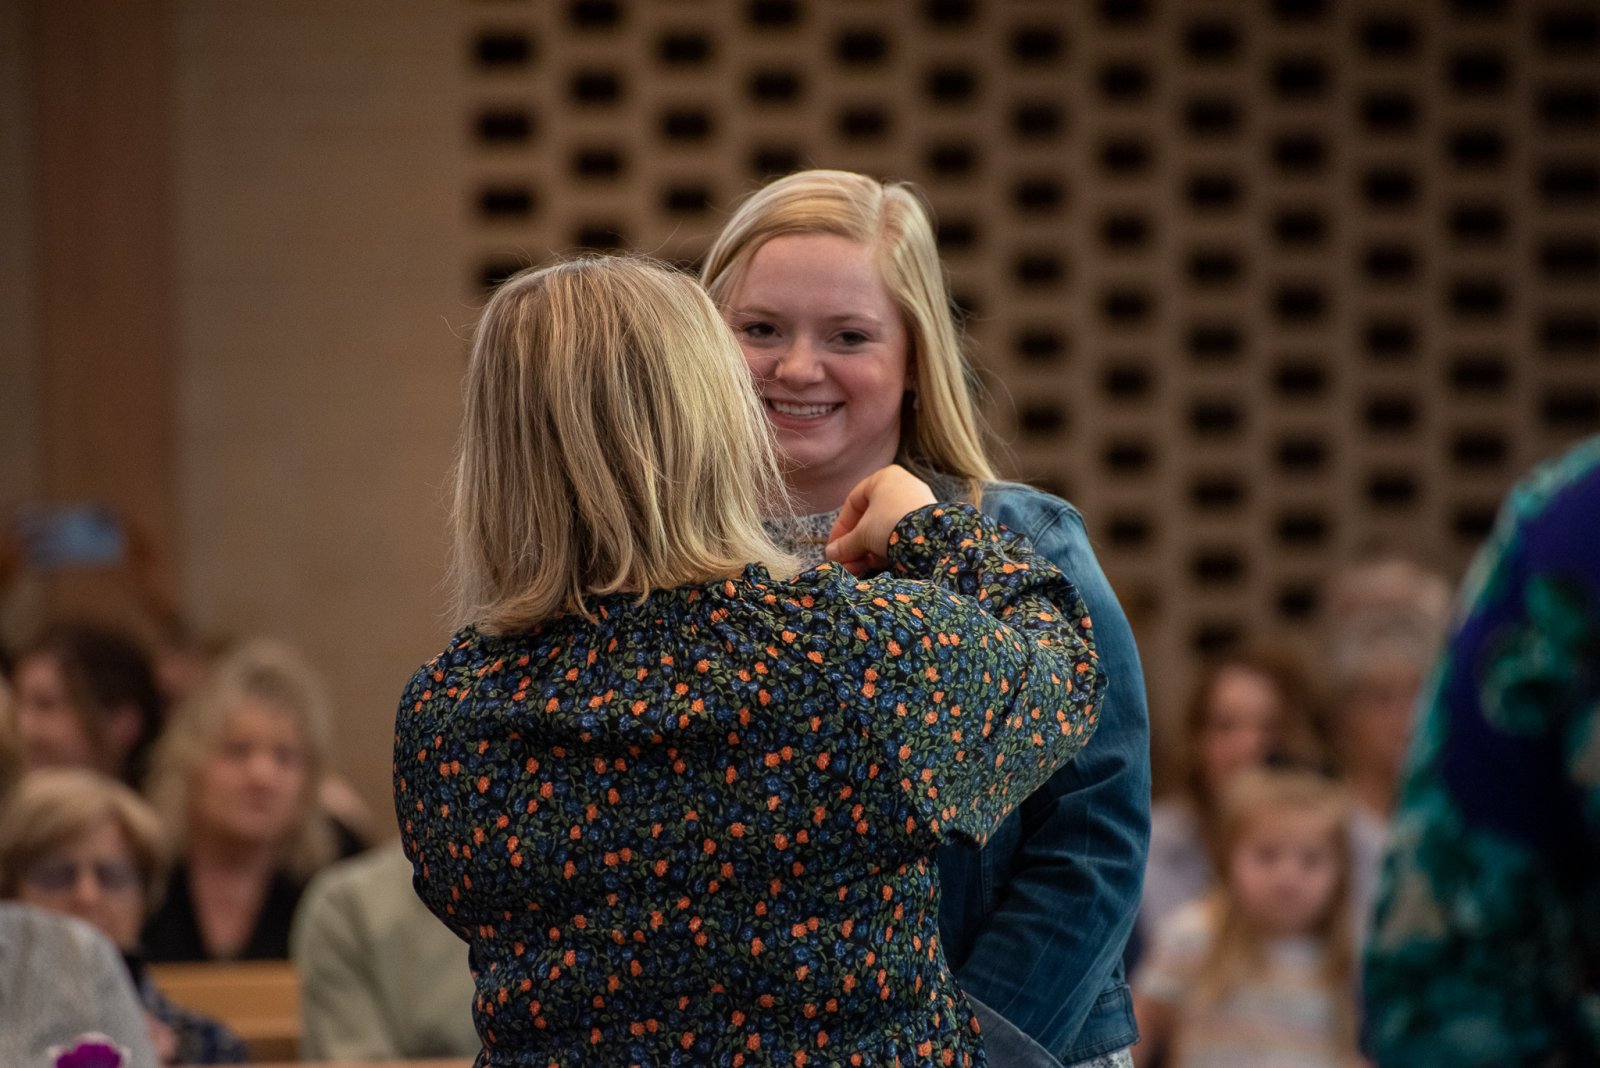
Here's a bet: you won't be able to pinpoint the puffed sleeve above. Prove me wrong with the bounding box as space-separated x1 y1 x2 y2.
856 503 1104 847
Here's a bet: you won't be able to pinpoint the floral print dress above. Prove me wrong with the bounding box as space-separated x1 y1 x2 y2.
395 503 1104 1067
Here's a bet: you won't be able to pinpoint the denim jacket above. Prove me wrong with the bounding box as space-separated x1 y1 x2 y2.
936 480 1151 1063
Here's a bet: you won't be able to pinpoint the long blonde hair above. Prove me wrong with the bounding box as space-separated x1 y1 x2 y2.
701 169 997 498
452 255 798 631
144 639 334 878
1190 767 1357 1051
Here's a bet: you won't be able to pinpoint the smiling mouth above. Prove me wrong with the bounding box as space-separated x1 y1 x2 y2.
767 399 842 418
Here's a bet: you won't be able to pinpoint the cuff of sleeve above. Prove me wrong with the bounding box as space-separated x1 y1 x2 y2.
886 502 994 577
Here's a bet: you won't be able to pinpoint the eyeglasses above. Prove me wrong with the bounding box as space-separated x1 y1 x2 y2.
22 857 142 895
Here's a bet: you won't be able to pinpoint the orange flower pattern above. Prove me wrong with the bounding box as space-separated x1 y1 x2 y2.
394 504 1104 1067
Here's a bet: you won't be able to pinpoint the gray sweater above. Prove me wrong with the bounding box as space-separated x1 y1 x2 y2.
0 903 157 1067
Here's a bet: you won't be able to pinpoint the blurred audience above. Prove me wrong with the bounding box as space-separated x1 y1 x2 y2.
1319 554 1451 652
0 902 161 1068
1322 556 1452 822
0 676 18 801
1139 644 1329 952
1320 558 1451 946
291 843 477 1060
141 638 338 961
147 625 229 714
0 768 246 1063
1365 435 1600 1065
1133 767 1361 1068
0 674 159 1067
9 622 165 787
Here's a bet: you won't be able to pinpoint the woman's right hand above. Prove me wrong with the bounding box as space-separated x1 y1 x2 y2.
824 465 937 576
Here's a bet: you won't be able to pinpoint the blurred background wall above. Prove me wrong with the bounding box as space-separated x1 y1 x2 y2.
4 0 1598 824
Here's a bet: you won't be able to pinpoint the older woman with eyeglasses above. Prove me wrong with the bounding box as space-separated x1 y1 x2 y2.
0 768 246 1064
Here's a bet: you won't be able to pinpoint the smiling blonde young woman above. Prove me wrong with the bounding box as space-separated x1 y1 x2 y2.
704 170 1152 1068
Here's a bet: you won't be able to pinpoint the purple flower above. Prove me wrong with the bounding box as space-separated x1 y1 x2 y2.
49 1034 126 1068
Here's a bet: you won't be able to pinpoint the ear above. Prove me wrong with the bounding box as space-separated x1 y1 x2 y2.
103 702 147 766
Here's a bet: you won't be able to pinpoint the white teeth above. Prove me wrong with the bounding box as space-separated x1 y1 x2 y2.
769 400 839 417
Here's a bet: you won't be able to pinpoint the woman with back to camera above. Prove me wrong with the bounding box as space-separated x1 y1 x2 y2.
394 254 1106 1066
702 169 1151 1068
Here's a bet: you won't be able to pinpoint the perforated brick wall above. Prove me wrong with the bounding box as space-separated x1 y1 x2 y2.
462 0 1600 710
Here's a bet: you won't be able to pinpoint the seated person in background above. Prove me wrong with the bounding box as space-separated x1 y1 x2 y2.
0 903 161 1068
291 842 477 1060
142 638 338 961
9 622 165 787
0 768 247 1064
1139 645 1329 956
1328 598 1449 824
316 768 377 858
1133 768 1361 1068
0 678 158 1067
0 673 17 794
1319 559 1451 947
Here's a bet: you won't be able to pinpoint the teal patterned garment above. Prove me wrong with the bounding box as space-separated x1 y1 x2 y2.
1364 435 1600 1066
394 503 1104 1067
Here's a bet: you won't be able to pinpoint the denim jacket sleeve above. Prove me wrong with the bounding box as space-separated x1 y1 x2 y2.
942 483 1152 1061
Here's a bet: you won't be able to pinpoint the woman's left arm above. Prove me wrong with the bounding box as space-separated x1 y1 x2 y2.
950 496 1152 1057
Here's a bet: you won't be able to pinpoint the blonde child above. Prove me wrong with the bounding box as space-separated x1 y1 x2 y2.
1132 767 1362 1068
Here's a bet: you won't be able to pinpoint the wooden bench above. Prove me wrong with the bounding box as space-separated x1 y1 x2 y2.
149 960 301 1061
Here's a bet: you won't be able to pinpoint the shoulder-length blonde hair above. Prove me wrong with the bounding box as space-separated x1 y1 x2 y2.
0 768 170 908
144 639 334 878
1189 767 1357 1054
452 255 798 632
700 169 998 499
